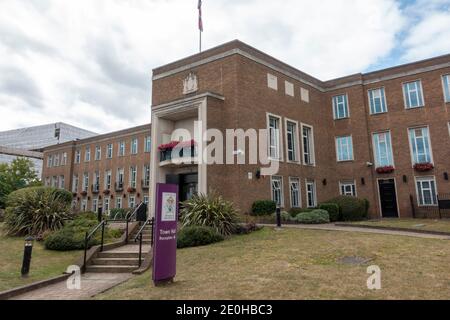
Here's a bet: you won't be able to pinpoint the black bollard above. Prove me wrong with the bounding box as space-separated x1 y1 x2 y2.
21 236 34 277
97 205 103 222
276 207 281 228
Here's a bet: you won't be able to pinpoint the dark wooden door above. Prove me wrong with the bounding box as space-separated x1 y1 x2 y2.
378 179 398 218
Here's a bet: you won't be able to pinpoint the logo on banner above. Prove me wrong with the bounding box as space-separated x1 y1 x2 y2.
162 192 177 222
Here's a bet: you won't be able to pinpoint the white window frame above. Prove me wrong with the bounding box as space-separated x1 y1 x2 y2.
95 146 101 161
104 197 110 213
105 170 112 190
116 197 122 209
145 136 151 153
92 197 98 213
335 136 354 162
107 144 113 159
285 118 300 163
143 195 149 205
266 113 283 161
93 171 100 191
72 174 78 193
271 176 284 208
289 177 301 208
300 87 309 103
131 138 138 154
305 180 317 208
128 195 136 208
267 73 278 90
82 173 89 192
403 80 424 109
143 165 150 187
118 141 125 157
81 199 87 212
408 126 433 165
368 87 388 114
84 146 91 162
54 154 60 167
75 150 81 164
372 131 394 167
59 175 65 189
442 74 450 103
301 123 315 166
414 176 438 206
47 155 53 168
332 94 349 119
62 152 67 166
339 180 357 197
130 166 137 188
117 168 124 187
285 80 294 97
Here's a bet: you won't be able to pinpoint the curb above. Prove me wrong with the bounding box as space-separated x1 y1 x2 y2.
334 223 450 236
0 272 73 300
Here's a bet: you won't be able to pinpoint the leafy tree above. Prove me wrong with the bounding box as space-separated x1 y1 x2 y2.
0 158 40 208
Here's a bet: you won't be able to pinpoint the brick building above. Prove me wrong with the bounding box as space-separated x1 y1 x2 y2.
42 124 151 213
150 40 450 218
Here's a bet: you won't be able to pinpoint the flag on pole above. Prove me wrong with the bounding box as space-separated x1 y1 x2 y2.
198 0 203 32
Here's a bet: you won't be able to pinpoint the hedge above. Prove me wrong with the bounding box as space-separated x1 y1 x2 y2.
318 203 340 222
325 196 369 221
251 200 276 216
288 207 313 217
295 209 330 224
177 226 224 248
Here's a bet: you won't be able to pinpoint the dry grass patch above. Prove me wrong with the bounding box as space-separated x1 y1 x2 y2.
97 227 450 300
0 223 81 292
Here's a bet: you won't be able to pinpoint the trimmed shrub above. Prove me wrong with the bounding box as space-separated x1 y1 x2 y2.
296 209 330 224
44 214 122 251
251 200 276 216
288 207 313 217
177 226 224 248
180 192 239 236
325 196 368 221
318 203 340 222
4 187 73 236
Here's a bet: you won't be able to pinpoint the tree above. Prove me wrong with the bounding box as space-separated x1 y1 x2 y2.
0 158 40 208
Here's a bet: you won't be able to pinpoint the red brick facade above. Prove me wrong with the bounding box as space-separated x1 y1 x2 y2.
151 40 450 218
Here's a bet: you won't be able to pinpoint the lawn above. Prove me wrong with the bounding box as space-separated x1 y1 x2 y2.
0 223 81 292
344 218 450 234
97 227 450 300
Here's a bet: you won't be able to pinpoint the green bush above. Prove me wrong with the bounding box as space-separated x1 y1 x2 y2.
251 200 276 216
177 226 224 248
180 192 238 236
271 211 292 222
325 196 368 221
4 187 73 236
288 207 313 217
295 209 330 224
44 214 122 251
318 203 340 222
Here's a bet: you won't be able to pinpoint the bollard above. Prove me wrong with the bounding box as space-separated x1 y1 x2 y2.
97 205 103 222
276 207 281 228
21 236 34 277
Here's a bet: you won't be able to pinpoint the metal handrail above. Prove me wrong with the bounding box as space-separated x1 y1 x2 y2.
125 202 145 243
82 219 107 273
134 217 154 267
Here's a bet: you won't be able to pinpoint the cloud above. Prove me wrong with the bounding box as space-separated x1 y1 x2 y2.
0 0 447 133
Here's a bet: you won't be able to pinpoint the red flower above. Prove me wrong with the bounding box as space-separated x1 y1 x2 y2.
127 187 136 193
158 139 196 151
376 165 395 174
414 162 434 172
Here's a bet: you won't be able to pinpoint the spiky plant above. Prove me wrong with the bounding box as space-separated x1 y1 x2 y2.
180 192 238 236
4 187 73 236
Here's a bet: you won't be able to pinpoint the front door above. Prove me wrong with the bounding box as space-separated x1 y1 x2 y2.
180 173 198 202
378 179 398 218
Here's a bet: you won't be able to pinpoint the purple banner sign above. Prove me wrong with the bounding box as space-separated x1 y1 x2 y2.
152 183 178 285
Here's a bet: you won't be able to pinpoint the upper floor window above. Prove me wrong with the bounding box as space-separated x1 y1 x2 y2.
286 120 299 162
82 173 89 192
336 136 354 162
332 94 349 119
289 177 300 208
131 138 138 154
84 146 91 162
415 176 437 206
95 146 101 161
54 154 60 167
118 141 125 157
59 175 65 189
285 81 294 97
408 127 432 165
372 132 394 167
105 170 112 190
143 165 150 187
47 155 53 168
300 87 309 103
267 73 278 90
62 152 67 166
107 144 113 159
268 115 281 160
271 176 284 208
72 174 78 193
368 87 387 114
74 150 81 164
144 136 151 153
302 124 315 165
340 180 356 196
403 80 424 109
442 74 450 103
130 166 137 188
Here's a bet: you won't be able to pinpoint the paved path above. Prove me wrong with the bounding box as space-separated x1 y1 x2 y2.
261 223 450 240
11 273 133 300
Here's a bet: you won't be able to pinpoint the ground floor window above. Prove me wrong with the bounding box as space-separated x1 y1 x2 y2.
143 195 149 205
104 197 110 213
289 177 300 208
306 180 316 208
92 197 98 213
271 176 284 207
116 197 122 209
416 176 437 206
340 180 356 196
81 199 87 212
129 196 136 208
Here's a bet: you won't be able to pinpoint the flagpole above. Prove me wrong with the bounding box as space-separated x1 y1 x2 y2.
199 30 202 53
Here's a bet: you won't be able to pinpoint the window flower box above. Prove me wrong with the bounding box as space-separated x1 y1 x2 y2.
103 189 110 195
80 191 88 197
127 187 136 193
376 165 395 174
414 162 434 172
158 140 197 162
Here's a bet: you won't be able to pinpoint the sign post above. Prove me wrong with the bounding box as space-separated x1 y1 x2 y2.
152 183 178 286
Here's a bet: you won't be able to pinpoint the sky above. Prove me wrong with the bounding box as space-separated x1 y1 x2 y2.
0 0 449 134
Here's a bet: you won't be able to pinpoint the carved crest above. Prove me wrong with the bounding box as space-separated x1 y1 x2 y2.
183 72 198 94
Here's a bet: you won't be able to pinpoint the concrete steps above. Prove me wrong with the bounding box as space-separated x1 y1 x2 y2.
92 257 140 266
86 265 138 273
